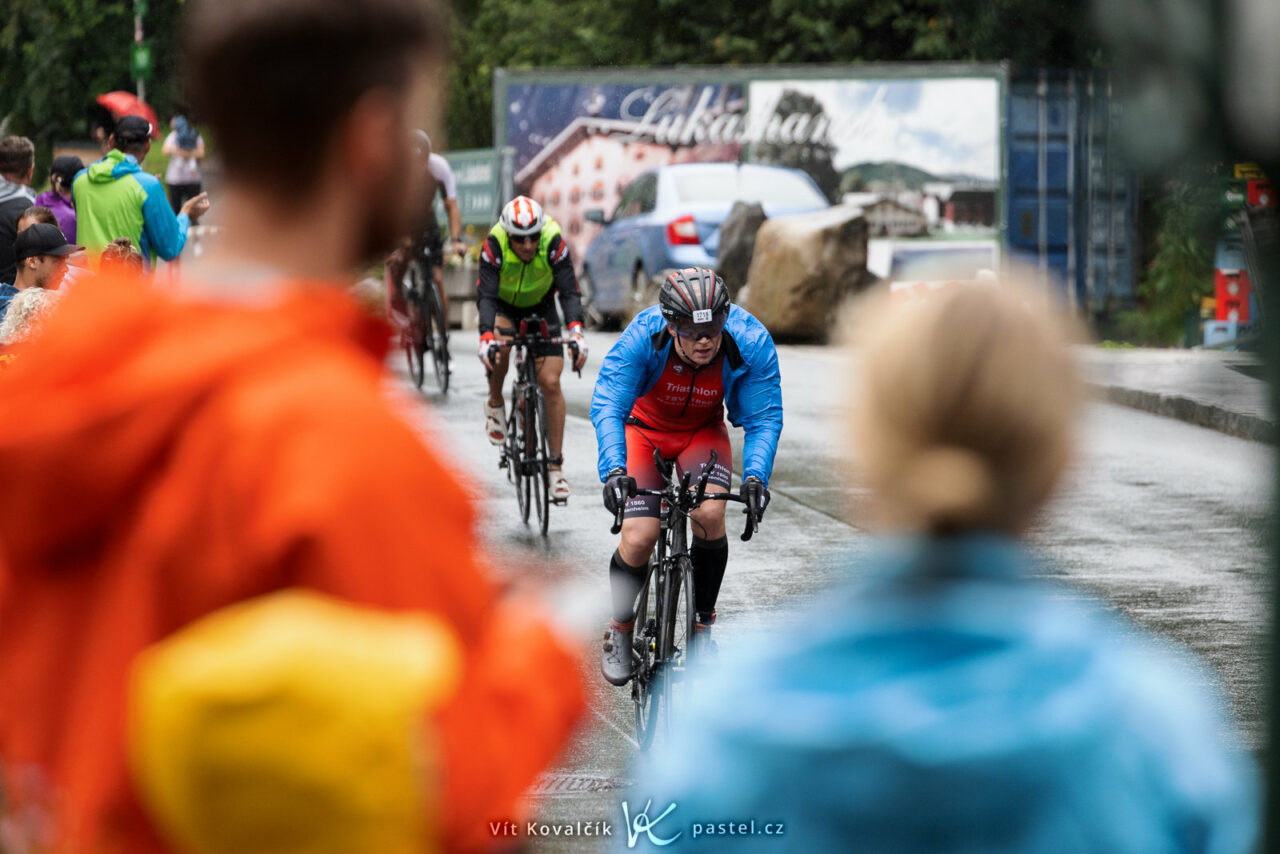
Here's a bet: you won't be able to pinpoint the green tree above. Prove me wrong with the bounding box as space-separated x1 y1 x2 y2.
0 0 185 179
1130 178 1221 345
445 0 1104 149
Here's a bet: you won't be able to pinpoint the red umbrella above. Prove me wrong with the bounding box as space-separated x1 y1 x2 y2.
95 91 160 138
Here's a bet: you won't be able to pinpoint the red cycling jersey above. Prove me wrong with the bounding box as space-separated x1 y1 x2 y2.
629 348 725 432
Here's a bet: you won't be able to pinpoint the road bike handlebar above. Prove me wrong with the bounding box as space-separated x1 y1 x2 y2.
608 449 761 541
490 319 582 376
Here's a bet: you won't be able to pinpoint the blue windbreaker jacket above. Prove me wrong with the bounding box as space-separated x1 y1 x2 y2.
626 535 1259 853
590 305 782 484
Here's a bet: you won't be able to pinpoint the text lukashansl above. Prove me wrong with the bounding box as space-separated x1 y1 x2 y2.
691 820 786 838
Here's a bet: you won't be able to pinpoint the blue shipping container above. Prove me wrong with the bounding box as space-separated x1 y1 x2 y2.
1005 70 1139 313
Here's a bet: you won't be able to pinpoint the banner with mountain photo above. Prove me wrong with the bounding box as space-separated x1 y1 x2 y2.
494 67 1005 272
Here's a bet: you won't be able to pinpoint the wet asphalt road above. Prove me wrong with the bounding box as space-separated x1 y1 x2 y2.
387 336 1272 853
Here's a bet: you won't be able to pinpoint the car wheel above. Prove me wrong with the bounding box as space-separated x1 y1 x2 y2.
579 266 609 330
629 265 661 323
631 265 647 306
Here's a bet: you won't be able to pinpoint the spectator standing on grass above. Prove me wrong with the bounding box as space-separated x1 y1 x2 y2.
162 115 206 217
628 282 1260 854
73 115 210 267
0 1 585 853
34 154 84 242
0 136 36 284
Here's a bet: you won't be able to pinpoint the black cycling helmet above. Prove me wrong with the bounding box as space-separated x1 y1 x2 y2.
659 267 730 325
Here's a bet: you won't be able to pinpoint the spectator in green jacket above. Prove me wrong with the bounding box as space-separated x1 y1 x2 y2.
72 116 210 268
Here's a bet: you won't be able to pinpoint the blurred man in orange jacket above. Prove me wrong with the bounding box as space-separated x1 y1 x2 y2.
0 1 585 852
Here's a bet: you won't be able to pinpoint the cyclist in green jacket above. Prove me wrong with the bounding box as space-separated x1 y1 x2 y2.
477 196 587 502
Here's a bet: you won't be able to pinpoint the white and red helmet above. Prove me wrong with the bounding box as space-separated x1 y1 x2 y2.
500 195 545 237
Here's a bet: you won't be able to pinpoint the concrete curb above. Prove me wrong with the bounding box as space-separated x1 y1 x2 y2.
1093 384 1275 443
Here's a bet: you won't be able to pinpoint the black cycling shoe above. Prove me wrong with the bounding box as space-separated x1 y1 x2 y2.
601 620 634 686
690 622 718 664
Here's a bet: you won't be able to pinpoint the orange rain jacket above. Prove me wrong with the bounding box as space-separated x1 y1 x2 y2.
0 274 584 853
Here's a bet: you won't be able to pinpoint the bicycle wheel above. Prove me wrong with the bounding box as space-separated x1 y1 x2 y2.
403 265 429 389
402 306 425 390
426 282 450 394
512 391 531 524
631 562 661 750
529 392 551 536
659 555 696 738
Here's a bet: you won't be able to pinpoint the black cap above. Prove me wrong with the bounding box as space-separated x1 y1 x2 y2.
113 115 153 146
50 154 84 183
14 223 80 261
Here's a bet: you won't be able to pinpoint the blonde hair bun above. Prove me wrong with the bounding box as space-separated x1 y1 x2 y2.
843 278 1082 535
896 446 996 532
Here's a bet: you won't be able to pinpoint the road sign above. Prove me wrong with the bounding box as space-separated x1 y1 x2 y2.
131 41 152 81
432 148 500 228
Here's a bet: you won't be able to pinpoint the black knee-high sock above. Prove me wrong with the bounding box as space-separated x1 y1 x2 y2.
609 549 648 624
691 535 728 621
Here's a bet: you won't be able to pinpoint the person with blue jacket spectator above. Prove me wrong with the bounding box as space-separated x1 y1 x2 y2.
72 115 210 268
627 280 1259 854
590 267 781 686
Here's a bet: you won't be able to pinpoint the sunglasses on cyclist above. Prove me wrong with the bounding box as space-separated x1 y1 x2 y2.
668 310 727 341
511 232 541 246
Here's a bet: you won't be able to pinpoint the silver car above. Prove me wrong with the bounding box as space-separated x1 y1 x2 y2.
580 162 829 323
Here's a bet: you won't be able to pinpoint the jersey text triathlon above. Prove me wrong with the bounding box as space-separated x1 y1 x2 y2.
629 347 726 432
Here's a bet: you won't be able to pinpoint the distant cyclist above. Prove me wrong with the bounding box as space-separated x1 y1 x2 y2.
590 267 781 685
477 195 587 502
386 130 464 332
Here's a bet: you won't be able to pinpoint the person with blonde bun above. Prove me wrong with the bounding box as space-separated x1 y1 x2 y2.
627 280 1259 853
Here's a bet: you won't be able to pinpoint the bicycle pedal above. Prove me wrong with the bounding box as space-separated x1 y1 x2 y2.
551 495 569 506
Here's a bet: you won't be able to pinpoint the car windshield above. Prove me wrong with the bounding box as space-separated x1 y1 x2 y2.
672 168 827 207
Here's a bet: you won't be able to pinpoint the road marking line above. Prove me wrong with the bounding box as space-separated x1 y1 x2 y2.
592 705 640 750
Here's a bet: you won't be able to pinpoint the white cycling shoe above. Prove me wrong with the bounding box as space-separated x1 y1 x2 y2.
551 471 570 503
484 402 505 445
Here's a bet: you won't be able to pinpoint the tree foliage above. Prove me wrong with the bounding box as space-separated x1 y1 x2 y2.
444 0 1101 148
0 0 185 179
1128 178 1221 345
0 0 1101 169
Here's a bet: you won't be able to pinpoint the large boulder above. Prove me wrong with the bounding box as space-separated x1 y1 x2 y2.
716 201 767 296
744 205 871 341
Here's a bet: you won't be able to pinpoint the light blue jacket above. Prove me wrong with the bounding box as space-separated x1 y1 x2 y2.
627 535 1259 853
590 304 782 484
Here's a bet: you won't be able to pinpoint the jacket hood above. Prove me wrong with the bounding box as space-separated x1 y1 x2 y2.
86 149 141 184
0 273 390 573
0 176 35 205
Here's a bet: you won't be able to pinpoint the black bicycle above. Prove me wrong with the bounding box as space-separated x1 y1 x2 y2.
493 318 580 536
402 242 450 394
610 449 759 749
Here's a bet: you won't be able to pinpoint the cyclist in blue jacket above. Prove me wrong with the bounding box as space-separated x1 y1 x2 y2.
590 267 781 686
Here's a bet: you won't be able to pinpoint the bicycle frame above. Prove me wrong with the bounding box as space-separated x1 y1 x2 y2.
493 318 580 534
402 244 449 393
618 448 754 748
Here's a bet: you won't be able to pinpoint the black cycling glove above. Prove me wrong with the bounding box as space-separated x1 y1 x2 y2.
603 467 637 514
740 475 770 521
